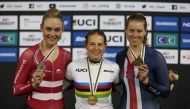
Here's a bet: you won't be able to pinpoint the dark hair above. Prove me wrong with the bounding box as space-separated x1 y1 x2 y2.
85 29 107 45
126 13 148 44
41 8 63 26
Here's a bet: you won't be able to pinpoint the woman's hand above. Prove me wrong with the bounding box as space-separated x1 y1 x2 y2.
32 71 45 88
137 64 149 85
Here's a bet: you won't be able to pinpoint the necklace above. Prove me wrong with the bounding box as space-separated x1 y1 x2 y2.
87 58 103 105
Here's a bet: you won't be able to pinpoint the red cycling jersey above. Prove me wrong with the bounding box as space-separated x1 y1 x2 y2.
13 44 71 109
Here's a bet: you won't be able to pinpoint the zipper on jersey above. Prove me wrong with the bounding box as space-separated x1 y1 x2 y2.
51 62 55 103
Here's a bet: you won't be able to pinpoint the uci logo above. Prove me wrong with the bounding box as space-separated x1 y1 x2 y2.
107 35 123 42
76 68 87 72
75 19 96 26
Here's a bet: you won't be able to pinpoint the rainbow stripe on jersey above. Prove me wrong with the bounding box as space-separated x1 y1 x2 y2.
74 81 112 98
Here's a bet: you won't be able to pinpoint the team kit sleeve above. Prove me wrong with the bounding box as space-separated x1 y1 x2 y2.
13 49 34 96
144 52 170 98
65 62 74 81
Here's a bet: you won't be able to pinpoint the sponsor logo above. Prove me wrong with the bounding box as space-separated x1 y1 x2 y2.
181 34 190 48
154 33 178 48
0 48 17 62
180 50 190 64
0 32 17 46
104 70 114 73
0 16 18 30
20 16 42 30
76 68 87 72
154 17 178 31
105 32 124 46
63 16 71 30
156 49 178 64
100 15 124 30
181 17 190 32
19 32 42 46
72 48 87 60
72 32 87 46
73 15 98 30
103 48 123 62
57 32 71 46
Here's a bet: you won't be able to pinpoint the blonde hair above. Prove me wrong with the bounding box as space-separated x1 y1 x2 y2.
41 8 63 26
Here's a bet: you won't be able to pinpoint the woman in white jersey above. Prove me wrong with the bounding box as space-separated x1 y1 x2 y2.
66 29 120 109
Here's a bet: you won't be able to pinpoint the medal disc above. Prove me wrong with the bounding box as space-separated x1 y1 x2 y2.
133 56 143 66
88 95 97 105
37 62 45 71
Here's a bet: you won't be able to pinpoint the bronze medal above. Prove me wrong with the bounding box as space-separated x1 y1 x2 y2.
129 45 145 66
133 56 143 66
88 95 97 105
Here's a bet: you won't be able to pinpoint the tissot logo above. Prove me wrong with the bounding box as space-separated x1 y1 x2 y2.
19 32 42 46
100 15 124 30
76 68 87 72
156 49 178 64
104 70 114 73
0 16 18 30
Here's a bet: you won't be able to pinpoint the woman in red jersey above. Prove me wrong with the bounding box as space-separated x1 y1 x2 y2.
13 8 71 109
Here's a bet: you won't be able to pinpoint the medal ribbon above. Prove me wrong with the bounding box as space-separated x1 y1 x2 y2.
129 45 145 62
87 58 103 96
34 43 57 64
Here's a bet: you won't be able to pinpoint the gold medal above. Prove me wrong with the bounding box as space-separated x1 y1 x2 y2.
88 95 97 105
87 59 103 105
133 56 143 66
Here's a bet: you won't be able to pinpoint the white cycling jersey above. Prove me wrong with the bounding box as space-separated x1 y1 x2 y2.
66 58 120 109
